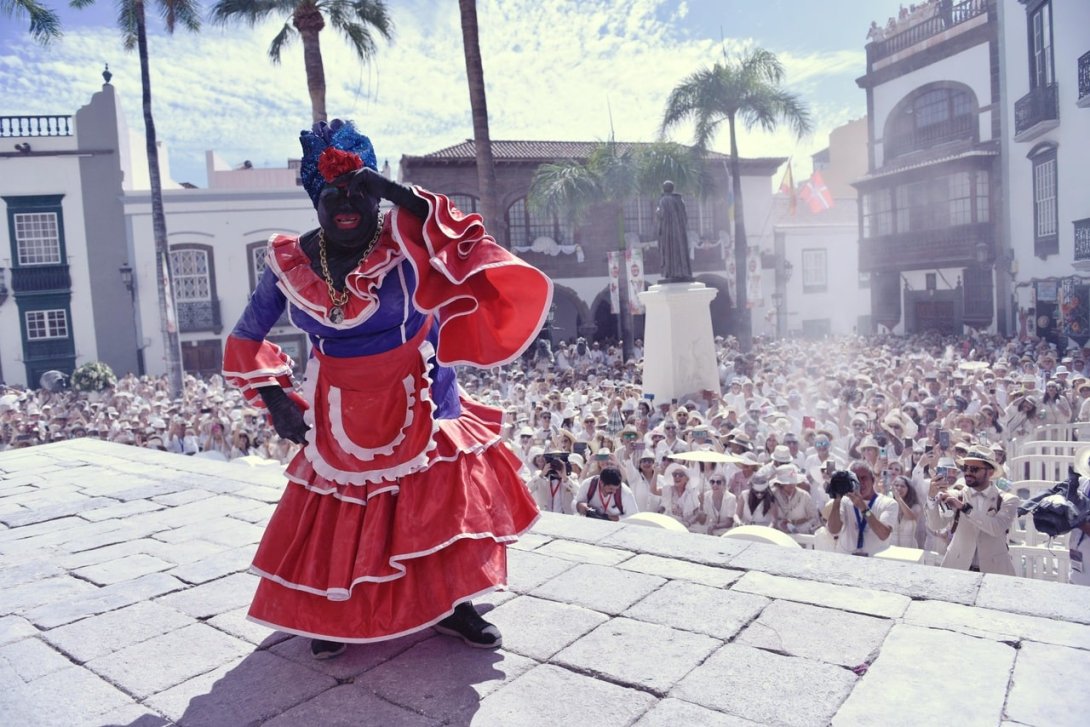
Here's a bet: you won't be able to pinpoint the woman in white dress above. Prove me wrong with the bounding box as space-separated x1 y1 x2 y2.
661 463 703 531
701 473 737 535
737 475 778 526
890 475 922 548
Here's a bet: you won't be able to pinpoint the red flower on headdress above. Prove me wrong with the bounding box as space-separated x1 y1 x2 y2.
318 148 363 182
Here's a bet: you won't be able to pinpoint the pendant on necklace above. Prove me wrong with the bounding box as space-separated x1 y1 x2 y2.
330 306 344 324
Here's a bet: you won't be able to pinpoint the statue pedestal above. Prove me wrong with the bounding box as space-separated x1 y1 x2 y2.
638 282 720 404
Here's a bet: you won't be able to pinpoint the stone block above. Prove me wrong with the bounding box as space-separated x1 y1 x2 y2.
975 573 1090 625
533 538 634 566
1 575 98 616
269 629 434 681
41 600 195 663
79 499 164 522
634 698 761 726
904 599 1090 650
472 663 657 727
728 541 982 604
624 580 769 640
151 489 216 507
618 553 743 588
229 503 276 525
736 600 892 668
206 607 291 649
600 525 752 567
0 665 135 727
143 649 336 726
506 548 578 592
732 570 911 619
0 636 73 681
73 553 174 586
264 685 441 727
0 516 91 544
167 546 254 585
508 532 551 551
0 558 65 589
531 562 666 614
554 617 720 696
529 511 622 543
485 595 609 660
365 635 535 721
0 497 118 527
152 518 266 548
26 572 186 629
86 622 252 699
675 644 856 727
1004 641 1090 726
154 572 258 619
0 614 38 646
832 624 1013 727
232 484 284 503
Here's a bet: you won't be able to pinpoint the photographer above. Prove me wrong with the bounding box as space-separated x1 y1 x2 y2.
574 466 638 522
528 453 578 515
826 461 896 556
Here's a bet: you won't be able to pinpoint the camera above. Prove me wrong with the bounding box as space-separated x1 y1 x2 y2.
583 507 611 520
825 470 860 498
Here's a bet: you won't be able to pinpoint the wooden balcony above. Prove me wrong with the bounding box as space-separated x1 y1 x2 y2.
1078 52 1090 108
177 299 222 334
1014 83 1059 142
859 222 992 273
11 265 71 293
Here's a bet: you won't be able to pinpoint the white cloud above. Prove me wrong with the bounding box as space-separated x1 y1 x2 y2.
0 0 867 186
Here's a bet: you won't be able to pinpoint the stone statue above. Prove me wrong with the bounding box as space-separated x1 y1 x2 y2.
656 180 694 282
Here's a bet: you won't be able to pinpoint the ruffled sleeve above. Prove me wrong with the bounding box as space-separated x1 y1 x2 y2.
390 188 553 367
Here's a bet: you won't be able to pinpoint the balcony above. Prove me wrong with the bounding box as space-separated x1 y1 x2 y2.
866 0 988 65
1074 218 1090 272
1079 52 1090 109
11 265 71 293
176 299 222 334
884 114 975 160
859 223 992 273
0 115 73 137
1014 83 1059 142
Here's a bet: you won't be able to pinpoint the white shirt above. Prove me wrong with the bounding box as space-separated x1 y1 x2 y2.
832 494 898 555
573 476 639 520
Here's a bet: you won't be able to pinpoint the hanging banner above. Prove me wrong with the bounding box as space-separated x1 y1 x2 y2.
726 255 737 306
607 251 622 315
746 245 762 309
1060 277 1090 339
626 248 645 314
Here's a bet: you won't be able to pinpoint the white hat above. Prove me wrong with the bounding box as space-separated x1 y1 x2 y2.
664 462 689 479
771 445 793 464
568 453 585 470
771 464 802 486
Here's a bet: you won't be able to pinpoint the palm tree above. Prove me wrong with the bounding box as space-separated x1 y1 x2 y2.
210 0 393 123
458 0 502 244
662 48 811 351
71 0 201 396
529 139 697 360
3 0 61 42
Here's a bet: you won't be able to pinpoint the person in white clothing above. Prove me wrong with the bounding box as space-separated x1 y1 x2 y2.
527 453 578 515
573 466 638 522
827 461 897 556
770 465 819 534
889 475 922 547
737 474 778 526
624 453 664 514
661 463 703 531
700 472 737 535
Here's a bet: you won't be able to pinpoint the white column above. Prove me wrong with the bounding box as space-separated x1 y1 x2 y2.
638 281 720 403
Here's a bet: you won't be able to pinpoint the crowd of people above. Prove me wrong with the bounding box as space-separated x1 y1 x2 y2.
867 0 959 42
1 329 1087 579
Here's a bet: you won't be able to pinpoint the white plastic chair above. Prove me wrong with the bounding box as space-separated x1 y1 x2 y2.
1009 544 1071 583
623 512 689 532
721 525 802 548
1007 454 1071 483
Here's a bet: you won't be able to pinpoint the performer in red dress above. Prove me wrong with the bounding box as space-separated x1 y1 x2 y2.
223 119 550 658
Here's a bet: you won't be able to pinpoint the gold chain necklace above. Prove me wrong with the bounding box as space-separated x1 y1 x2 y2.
318 213 384 324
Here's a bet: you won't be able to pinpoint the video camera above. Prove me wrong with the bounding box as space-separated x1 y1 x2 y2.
825 470 860 499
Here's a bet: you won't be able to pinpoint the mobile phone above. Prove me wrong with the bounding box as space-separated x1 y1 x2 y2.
878 446 887 459
643 393 655 401
882 470 890 487
904 436 914 448
572 442 588 456
938 430 950 449
596 454 608 462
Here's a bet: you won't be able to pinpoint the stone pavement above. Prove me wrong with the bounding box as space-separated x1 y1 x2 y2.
1 440 1089 726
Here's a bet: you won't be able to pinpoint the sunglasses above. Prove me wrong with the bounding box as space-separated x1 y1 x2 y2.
671 472 687 479
961 464 988 474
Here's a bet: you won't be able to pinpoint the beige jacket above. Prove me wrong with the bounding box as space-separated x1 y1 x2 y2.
926 482 1019 575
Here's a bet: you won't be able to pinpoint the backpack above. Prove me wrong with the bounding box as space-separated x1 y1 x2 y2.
587 476 624 515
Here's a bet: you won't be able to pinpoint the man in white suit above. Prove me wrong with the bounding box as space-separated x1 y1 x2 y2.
926 447 1019 575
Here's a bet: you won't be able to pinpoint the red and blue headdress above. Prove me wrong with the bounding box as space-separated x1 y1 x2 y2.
299 119 378 208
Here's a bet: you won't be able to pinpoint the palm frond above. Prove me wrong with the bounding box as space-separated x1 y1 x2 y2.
636 141 699 196
6 0 62 43
117 0 138 50
209 0 289 27
267 21 295 62
350 0 392 40
155 0 201 33
528 161 602 226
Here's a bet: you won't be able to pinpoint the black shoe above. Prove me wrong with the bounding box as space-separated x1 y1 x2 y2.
310 638 347 660
434 602 502 649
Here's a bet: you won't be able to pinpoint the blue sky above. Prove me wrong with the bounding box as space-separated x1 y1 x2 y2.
1 0 908 187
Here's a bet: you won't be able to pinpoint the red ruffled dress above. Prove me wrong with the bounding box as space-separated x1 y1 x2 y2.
222 190 551 642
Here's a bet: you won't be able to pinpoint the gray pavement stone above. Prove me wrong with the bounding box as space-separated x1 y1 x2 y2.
634 698 762 726
154 572 259 619
0 665 136 727
86 622 252 699
72 553 174 586
41 600 196 663
508 531 552 551
365 634 536 722
167 546 254 585
732 570 912 619
0 575 98 615
471 663 657 727
485 595 609 660
533 538 635 566
229 503 276 525
143 649 337 726
1005 641 1090 726
233 483 285 503
0 614 38 646
728 541 983 604
553 616 720 696
506 548 578 592
675 644 856 727
79 499 164 522
832 624 1014 727
26 572 186 629
599 524 752 567
0 636 73 681
264 684 441 727
0 496 118 527
206 606 292 649
976 573 1090 625
618 552 744 588
531 562 666 614
93 703 170 726
152 518 265 548
122 494 263 532
0 515 89 544
530 511 623 543
624 580 769 640
269 630 435 680
904 599 1090 650
0 558 65 589
151 488 216 506
736 600 892 668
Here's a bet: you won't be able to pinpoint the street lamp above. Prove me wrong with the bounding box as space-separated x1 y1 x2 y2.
974 241 990 267
119 263 135 299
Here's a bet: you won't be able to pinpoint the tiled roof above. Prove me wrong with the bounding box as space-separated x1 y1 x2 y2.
853 148 999 185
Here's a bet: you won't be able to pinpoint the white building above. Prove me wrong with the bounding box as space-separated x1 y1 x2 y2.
998 0 1090 346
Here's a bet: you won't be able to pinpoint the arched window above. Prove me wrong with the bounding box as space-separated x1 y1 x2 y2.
449 194 479 215
885 85 976 159
506 198 566 248
170 244 220 332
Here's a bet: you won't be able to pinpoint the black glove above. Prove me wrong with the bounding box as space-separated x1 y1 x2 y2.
349 167 429 219
257 386 309 444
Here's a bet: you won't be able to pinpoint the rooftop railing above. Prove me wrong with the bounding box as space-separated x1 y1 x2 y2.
0 115 73 137
867 0 988 65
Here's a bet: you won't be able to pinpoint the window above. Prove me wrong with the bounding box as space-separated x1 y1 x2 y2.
948 172 972 226
449 194 479 215
506 198 566 248
975 171 990 223
623 195 655 240
885 86 976 159
24 309 68 340
14 212 62 265
681 195 717 243
801 249 827 293
247 242 270 293
862 190 892 238
887 171 989 234
1028 1 1054 90
171 248 211 302
1030 144 1058 256
858 271 871 289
